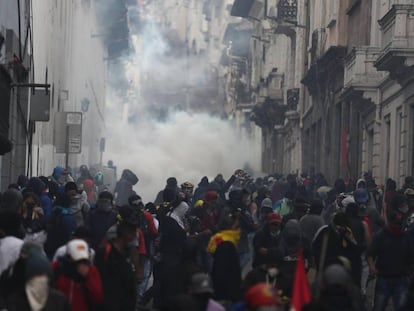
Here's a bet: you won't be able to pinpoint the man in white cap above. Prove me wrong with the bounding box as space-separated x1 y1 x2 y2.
52 239 103 311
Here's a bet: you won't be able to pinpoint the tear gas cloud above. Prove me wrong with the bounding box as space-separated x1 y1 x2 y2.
104 10 260 201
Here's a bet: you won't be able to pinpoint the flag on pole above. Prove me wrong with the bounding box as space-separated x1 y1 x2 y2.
290 247 311 311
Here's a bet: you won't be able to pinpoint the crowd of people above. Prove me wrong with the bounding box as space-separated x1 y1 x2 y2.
1 166 414 311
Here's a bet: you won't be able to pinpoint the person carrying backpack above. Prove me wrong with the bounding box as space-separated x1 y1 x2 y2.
89 191 118 249
95 215 138 311
128 194 158 304
44 194 77 260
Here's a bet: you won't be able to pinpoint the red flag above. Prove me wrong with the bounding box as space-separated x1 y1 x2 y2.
290 247 311 311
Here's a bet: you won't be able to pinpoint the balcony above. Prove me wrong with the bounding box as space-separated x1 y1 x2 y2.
342 46 383 101
375 5 414 84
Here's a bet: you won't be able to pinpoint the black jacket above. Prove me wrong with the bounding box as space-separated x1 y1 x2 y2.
252 226 282 268
7 288 69 311
95 243 136 311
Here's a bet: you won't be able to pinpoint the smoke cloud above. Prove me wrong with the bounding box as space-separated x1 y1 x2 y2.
103 6 260 201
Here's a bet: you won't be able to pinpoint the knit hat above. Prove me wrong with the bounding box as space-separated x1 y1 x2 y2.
261 198 273 209
205 191 218 202
163 187 176 202
66 239 90 261
98 190 114 201
244 283 279 309
28 177 46 196
25 252 52 281
267 213 282 225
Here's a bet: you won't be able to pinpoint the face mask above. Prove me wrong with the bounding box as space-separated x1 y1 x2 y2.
267 267 278 278
25 275 49 311
270 230 280 238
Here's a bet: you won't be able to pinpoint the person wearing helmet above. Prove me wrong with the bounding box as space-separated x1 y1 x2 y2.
304 264 364 311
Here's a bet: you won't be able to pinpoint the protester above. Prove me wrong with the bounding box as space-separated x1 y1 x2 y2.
53 239 103 311
95 219 138 311
252 213 282 268
6 251 70 311
367 209 414 311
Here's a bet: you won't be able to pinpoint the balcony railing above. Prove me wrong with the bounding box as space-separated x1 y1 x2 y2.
344 46 382 88
375 4 414 80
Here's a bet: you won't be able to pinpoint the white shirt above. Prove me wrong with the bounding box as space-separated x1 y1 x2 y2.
0 236 24 274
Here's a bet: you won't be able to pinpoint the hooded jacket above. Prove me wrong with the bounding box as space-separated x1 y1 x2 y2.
89 199 117 249
53 258 103 311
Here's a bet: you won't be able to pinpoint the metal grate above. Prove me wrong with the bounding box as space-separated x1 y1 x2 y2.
277 0 297 21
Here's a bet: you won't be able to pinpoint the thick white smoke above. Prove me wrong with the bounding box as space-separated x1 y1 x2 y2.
104 13 260 202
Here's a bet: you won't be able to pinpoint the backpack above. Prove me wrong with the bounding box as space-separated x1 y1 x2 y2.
44 208 66 259
137 211 150 237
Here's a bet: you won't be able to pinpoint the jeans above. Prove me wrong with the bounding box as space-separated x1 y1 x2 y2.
138 256 152 300
373 276 408 311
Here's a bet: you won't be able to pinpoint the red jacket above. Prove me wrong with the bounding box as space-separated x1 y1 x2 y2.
52 261 103 311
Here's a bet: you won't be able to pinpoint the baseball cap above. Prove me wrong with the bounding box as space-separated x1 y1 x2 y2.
66 239 90 261
267 213 282 225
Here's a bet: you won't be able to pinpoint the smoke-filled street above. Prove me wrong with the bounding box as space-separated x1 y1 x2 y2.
1 0 414 310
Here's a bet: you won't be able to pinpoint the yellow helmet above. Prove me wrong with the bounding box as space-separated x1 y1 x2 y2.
194 200 204 208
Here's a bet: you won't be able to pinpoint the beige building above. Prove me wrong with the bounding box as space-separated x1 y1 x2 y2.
227 0 305 175
301 0 414 186
31 0 107 176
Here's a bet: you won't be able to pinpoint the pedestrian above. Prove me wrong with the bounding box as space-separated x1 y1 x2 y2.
6 251 70 311
272 190 295 217
303 264 365 311
53 239 103 311
312 212 362 286
0 209 24 275
208 209 242 303
252 213 282 268
28 177 53 223
128 194 158 305
367 209 414 311
20 192 47 245
299 199 325 244
277 219 311 298
95 217 138 311
89 191 118 249
114 169 138 207
44 194 77 260
0 241 43 306
154 177 180 206
64 182 90 227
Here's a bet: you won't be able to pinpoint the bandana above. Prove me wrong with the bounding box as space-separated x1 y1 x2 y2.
25 275 49 311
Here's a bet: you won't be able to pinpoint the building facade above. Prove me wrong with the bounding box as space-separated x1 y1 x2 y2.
0 0 32 189
227 0 414 186
31 0 107 179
